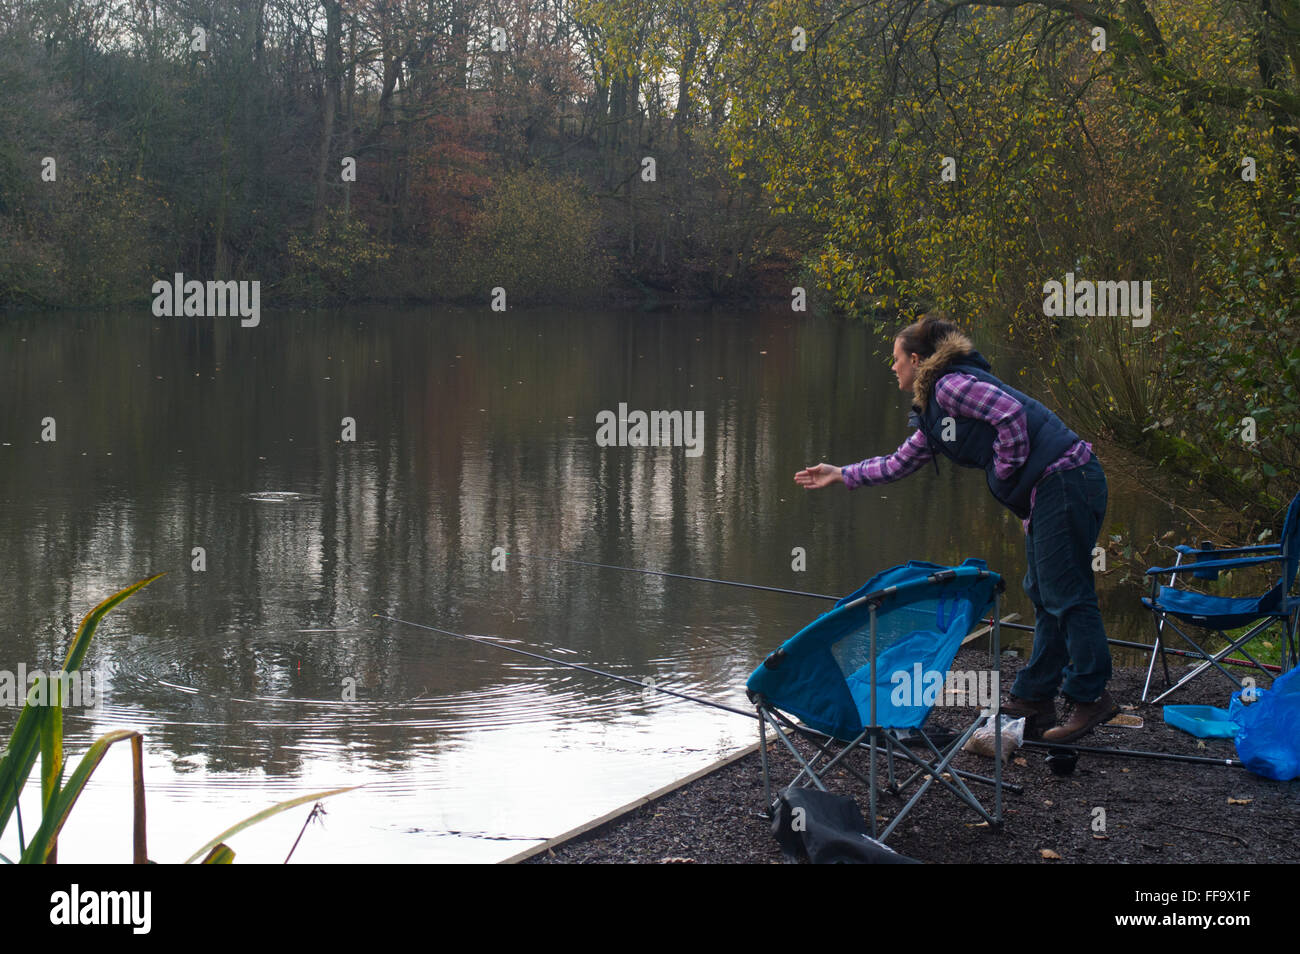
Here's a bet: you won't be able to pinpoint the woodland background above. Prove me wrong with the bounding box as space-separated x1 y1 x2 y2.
0 0 1297 510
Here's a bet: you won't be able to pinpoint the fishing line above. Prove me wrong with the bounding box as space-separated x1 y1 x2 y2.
506 552 839 601
372 613 759 721
508 552 1278 670
503 552 827 656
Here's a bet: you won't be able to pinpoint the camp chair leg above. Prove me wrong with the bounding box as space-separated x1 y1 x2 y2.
1148 617 1277 704
1212 620 1280 683
911 723 992 811
991 601 1003 824
994 715 1003 823
755 704 854 807
823 746 876 792
1142 558 1183 702
756 705 830 812
876 725 999 842
1285 610 1294 673
803 736 845 780
888 728 963 793
781 728 849 793
889 734 954 793
869 727 879 838
801 726 872 788
869 605 881 838
1230 641 1267 677
857 695 1013 835
1285 604 1299 672
891 746 933 792
1141 623 1175 700
908 727 1015 792
885 723 991 802
764 728 884 816
1141 632 1160 702
758 703 772 814
829 729 1016 793
775 735 830 795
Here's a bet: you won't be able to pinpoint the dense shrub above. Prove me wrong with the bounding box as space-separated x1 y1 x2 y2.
457 169 611 304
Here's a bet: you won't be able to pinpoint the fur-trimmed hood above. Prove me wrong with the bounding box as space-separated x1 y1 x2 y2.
910 331 990 411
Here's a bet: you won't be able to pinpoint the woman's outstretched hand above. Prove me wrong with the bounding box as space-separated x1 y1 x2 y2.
794 463 842 489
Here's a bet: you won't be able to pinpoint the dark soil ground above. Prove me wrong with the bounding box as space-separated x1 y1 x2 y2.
523 650 1300 864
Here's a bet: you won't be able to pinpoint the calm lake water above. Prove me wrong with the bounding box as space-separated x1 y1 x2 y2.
0 306 1175 862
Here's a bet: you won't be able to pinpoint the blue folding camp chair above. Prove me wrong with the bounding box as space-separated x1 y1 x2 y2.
747 558 1007 843
1141 492 1300 704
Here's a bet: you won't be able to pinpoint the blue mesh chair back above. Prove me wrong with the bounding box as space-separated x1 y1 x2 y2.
747 557 1008 843
747 559 1000 739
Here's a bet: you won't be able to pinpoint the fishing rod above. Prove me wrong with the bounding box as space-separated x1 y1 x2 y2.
375 614 1244 777
373 612 1020 794
980 618 1278 672
372 613 760 721
509 552 1279 670
1020 738 1244 769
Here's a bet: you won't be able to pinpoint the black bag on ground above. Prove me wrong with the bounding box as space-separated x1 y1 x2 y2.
771 787 919 864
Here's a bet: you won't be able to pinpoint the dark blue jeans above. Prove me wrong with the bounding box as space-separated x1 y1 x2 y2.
1010 455 1112 703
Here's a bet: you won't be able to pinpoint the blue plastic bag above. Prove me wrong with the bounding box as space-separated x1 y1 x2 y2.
1228 666 1300 781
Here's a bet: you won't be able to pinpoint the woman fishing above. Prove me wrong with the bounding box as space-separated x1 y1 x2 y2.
794 314 1117 742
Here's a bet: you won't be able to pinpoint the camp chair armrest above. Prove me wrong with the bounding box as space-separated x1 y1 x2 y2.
1145 554 1285 576
1174 543 1281 557
842 564 1001 609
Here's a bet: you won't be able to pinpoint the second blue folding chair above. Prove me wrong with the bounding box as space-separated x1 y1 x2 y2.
1141 492 1300 704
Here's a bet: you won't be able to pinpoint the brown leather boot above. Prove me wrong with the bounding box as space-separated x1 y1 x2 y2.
1042 690 1120 743
999 694 1056 738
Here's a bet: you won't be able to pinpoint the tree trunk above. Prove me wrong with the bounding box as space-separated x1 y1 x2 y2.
312 0 343 234
451 0 470 92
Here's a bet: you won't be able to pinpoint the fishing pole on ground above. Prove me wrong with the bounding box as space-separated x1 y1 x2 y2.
506 552 1281 671
971 617 1278 671
1020 739 1244 769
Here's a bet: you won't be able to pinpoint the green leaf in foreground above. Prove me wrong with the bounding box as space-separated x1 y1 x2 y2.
201 844 236 864
20 729 142 863
0 574 164 842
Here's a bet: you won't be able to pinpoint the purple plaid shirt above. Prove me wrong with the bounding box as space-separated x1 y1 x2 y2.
841 373 1092 530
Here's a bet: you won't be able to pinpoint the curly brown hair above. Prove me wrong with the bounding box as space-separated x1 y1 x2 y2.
894 312 960 358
